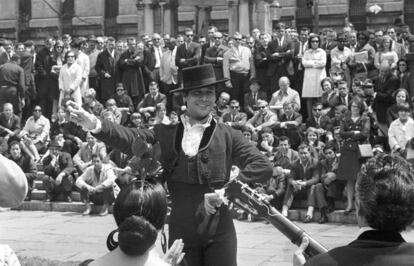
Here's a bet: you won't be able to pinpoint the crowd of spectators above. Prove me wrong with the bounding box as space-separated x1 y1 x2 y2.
0 20 413 220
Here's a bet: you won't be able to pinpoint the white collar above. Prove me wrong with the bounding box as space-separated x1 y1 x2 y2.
181 114 212 129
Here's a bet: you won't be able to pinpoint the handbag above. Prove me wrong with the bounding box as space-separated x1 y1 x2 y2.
358 143 374 158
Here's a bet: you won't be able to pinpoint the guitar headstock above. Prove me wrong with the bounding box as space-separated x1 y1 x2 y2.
224 179 271 219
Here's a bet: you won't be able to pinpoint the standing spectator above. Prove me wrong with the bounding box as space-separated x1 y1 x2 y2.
95 37 120 102
351 31 376 80
20 40 37 120
282 143 320 219
35 37 55 118
386 88 411 126
254 32 272 96
58 51 82 106
204 32 229 95
42 139 76 202
0 54 25 116
160 38 178 111
150 33 163 84
73 132 107 174
396 59 412 93
88 36 104 90
76 153 117 216
137 81 167 121
70 38 90 97
292 27 310 100
62 34 72 54
201 26 218 63
337 98 370 214
175 28 201 84
330 34 352 85
302 34 327 118
47 40 66 116
19 105 50 161
374 36 398 71
244 79 267 118
111 83 134 125
321 28 337 74
7 140 37 201
388 103 414 157
117 37 146 106
0 40 14 65
82 88 104 116
387 26 406 60
223 32 255 107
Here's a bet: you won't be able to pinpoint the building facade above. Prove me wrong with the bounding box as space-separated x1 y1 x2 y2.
0 0 411 42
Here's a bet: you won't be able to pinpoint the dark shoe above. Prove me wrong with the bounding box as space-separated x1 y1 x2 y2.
44 194 53 202
319 207 328 224
303 215 313 223
343 208 352 215
65 195 72 203
327 200 335 213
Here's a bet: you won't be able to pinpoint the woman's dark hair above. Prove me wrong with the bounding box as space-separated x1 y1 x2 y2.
320 77 334 91
349 97 366 114
307 34 321 49
393 88 409 104
65 51 75 61
107 179 167 256
397 58 409 72
357 154 414 232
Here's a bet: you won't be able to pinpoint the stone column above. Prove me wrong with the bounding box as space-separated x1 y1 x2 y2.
238 0 249 35
195 6 212 36
143 0 154 34
228 0 239 36
164 0 178 36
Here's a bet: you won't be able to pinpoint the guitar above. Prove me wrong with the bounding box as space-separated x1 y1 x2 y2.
224 179 328 257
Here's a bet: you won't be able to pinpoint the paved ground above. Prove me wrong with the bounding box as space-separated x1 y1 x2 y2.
1 210 414 266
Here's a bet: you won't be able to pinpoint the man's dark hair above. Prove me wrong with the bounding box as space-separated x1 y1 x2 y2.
357 154 414 232
278 135 290 144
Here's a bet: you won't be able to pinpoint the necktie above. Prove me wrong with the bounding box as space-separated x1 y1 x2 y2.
253 93 257 105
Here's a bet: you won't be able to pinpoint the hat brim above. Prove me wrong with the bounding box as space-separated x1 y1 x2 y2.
169 78 229 94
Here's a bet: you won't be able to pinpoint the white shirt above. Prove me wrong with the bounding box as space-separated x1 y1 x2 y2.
153 46 163 68
181 114 212 157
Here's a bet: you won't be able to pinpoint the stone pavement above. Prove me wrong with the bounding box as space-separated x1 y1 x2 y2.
1 210 414 266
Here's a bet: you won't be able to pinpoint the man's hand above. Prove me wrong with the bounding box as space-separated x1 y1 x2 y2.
66 101 99 131
88 186 96 194
55 173 65 186
104 73 111 78
225 80 232 88
204 192 223 215
293 237 309 266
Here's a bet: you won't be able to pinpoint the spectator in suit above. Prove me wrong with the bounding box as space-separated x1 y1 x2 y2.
137 81 167 121
306 102 332 138
273 101 303 150
219 99 247 130
73 131 107 173
200 26 218 63
257 127 278 158
244 79 267 118
212 91 230 119
70 38 90 97
204 32 229 95
282 144 320 220
337 80 353 108
160 38 178 111
0 54 25 116
223 32 255 107
0 40 14 65
246 99 278 136
269 76 301 115
76 152 118 216
42 139 76 202
254 32 272 96
87 36 101 90
103 99 122 125
7 140 37 201
396 59 412 95
175 28 201 84
387 26 406 60
321 28 337 74
295 154 414 266
95 37 120 102
291 27 310 99
150 33 164 84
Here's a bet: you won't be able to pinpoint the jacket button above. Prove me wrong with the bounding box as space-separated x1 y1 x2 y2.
201 153 209 163
202 171 209 179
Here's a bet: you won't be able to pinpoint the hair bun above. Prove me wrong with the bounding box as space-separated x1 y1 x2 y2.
118 215 157 256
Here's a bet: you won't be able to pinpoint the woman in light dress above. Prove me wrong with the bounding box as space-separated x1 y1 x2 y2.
58 51 83 106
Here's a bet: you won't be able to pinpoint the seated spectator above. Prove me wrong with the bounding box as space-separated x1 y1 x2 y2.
102 99 122 125
246 100 278 135
269 77 301 115
305 127 325 160
257 127 278 157
273 102 302 150
73 132 107 173
169 111 179 125
320 78 339 117
154 103 170 125
327 126 343 154
212 91 230 119
76 153 118 216
388 103 414 157
308 144 340 224
128 112 145 129
19 105 50 161
111 83 134 125
282 144 320 219
42 139 76 202
50 107 84 156
0 103 20 153
6 140 37 201
386 88 411 126
337 80 352 108
137 81 167 121
219 99 247 130
306 102 332 136
244 80 267 118
330 105 348 128
241 126 257 146
82 88 104 117
171 92 186 115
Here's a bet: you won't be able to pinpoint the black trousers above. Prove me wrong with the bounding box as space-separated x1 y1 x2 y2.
230 72 249 110
80 187 114 205
42 175 74 197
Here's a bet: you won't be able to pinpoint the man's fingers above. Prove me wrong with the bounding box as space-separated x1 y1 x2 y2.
296 236 310 254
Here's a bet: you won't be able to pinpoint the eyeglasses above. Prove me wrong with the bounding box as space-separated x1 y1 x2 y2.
116 89 124 91
313 108 322 111
186 34 193 37
153 38 161 41
387 31 395 34
56 46 63 48
247 42 254 45
259 106 266 109
67 55 75 58
231 106 239 109
214 37 222 40
243 133 251 137
34 109 42 112
234 38 242 41
311 40 319 43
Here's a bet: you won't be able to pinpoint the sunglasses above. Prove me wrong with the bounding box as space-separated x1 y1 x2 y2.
311 40 319 43
234 38 242 41
313 108 322 111
56 46 63 48
67 55 75 58
186 34 194 37
231 106 239 109
34 109 42 112
214 37 222 40
117 88 124 91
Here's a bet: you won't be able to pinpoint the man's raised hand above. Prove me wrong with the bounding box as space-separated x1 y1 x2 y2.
66 101 98 131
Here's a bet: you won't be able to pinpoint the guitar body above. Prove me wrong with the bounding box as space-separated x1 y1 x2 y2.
225 179 328 257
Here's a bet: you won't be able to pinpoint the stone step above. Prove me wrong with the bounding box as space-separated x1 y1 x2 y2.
12 201 112 214
292 200 348 210
30 190 81 202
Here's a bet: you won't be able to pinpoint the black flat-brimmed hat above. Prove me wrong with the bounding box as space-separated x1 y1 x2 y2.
170 64 229 93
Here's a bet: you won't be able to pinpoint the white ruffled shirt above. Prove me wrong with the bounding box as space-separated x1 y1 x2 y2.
181 114 212 157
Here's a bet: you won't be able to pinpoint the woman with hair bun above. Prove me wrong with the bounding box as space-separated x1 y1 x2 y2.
81 179 185 266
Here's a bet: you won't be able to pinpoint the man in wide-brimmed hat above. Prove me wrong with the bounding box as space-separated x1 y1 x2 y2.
67 64 272 266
